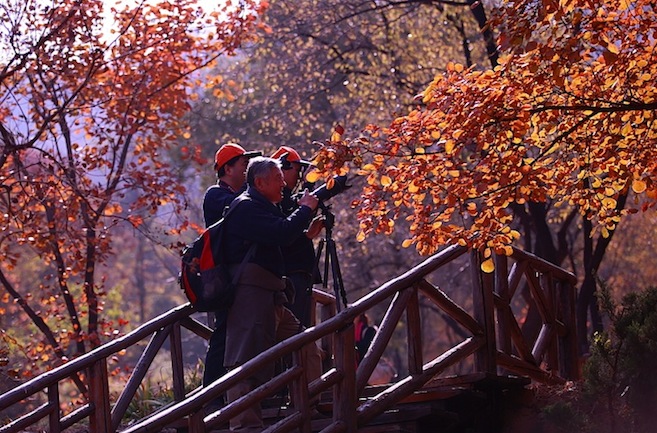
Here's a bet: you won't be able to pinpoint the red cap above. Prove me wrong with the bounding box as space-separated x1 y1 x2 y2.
214 143 261 171
271 146 312 166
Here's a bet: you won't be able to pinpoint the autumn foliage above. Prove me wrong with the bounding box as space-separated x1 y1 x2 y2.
0 0 264 376
309 0 657 272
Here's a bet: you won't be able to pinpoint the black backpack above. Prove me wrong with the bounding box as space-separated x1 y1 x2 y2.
179 197 254 312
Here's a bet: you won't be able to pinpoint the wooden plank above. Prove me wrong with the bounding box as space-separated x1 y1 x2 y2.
0 303 194 411
531 323 554 362
0 402 53 433
60 404 93 431
47 384 60 433
506 305 537 364
290 350 312 433
558 280 580 380
356 289 412 392
88 358 111 433
510 248 577 283
497 351 565 385
180 315 213 340
112 325 171 430
170 322 186 403
357 336 483 426
471 251 497 374
416 279 482 336
525 269 553 324
541 273 559 372
507 260 528 299
494 255 512 358
334 325 357 432
406 286 423 375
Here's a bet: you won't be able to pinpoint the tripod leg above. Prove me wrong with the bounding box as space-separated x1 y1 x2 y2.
314 238 326 287
327 239 348 310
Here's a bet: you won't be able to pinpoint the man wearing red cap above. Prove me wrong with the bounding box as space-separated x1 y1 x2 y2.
271 146 324 328
202 142 260 406
203 143 261 226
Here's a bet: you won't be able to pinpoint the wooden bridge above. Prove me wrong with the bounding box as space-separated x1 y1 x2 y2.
0 244 579 432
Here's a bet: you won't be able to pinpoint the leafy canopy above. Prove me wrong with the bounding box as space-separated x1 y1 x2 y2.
0 0 263 370
308 0 657 270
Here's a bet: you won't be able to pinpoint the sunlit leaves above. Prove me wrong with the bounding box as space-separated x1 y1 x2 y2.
0 0 261 369
309 0 657 255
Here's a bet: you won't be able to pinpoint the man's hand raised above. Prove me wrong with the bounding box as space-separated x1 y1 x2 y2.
297 189 319 211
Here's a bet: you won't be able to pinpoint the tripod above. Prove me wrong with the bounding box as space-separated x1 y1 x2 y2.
314 202 349 311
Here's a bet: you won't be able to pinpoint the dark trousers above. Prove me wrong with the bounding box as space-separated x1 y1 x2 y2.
203 308 228 404
286 272 313 328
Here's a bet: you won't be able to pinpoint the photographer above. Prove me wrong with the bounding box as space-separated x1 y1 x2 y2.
271 146 324 327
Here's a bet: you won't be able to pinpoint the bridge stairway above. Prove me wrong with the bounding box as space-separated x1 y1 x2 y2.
186 373 530 433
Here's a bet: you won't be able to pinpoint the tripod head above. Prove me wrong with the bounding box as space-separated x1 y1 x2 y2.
317 201 335 232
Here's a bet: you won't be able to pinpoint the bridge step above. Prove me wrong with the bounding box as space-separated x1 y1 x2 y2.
181 373 530 432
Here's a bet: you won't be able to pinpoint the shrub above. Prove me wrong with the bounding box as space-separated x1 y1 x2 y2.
584 285 657 433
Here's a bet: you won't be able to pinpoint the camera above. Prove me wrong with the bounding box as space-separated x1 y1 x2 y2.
311 175 350 202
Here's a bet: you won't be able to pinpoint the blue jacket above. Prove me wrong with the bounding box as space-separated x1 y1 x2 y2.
203 181 238 227
223 186 313 277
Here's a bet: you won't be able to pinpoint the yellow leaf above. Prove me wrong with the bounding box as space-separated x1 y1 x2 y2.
356 231 366 242
445 140 455 154
408 182 419 193
402 239 413 248
381 175 392 186
632 179 647 193
305 170 320 183
481 258 495 273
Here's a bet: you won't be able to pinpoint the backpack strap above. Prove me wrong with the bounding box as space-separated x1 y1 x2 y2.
221 194 256 285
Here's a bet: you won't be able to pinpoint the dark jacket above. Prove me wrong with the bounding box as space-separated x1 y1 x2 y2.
203 181 242 227
279 188 317 274
223 187 313 277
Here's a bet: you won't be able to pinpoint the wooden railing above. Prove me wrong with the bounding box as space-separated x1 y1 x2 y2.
0 244 579 433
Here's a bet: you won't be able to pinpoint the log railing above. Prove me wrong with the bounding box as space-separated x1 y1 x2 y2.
0 244 579 433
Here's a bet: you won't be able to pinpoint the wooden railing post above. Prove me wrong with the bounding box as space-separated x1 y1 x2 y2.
47 383 61 433
494 255 511 357
471 250 497 374
559 280 580 379
88 358 111 432
334 323 357 431
170 322 186 403
406 286 423 375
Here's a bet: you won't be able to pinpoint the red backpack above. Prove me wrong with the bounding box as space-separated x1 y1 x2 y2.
179 197 254 311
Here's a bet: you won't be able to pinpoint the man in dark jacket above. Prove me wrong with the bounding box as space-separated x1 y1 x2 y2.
203 142 261 226
271 146 324 327
201 143 260 400
223 157 322 432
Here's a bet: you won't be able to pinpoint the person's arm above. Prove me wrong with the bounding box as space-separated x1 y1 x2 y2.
233 200 314 246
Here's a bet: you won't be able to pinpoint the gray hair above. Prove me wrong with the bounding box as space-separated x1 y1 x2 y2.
246 156 281 187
